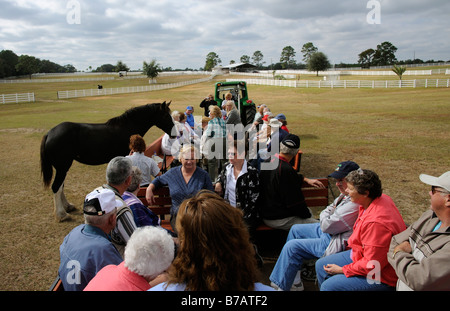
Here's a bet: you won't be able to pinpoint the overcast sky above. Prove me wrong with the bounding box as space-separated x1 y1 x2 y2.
1 0 449 71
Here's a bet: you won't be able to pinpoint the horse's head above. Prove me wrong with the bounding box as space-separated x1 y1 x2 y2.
155 101 177 138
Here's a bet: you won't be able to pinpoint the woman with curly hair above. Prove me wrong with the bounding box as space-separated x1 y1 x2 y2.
149 190 273 291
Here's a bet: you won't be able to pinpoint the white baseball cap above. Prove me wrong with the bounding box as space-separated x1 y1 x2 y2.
83 188 122 215
419 171 450 193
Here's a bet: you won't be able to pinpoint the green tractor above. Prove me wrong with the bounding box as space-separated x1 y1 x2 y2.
214 81 256 126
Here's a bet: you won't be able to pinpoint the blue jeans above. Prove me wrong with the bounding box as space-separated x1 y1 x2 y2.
315 250 395 291
269 223 331 291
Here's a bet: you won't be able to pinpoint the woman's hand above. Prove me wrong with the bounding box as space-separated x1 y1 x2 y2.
323 264 343 275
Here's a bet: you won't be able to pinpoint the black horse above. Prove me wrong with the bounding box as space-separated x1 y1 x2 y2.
40 102 175 221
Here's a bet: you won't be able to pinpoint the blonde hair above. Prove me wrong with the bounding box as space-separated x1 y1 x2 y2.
178 145 200 161
209 105 222 118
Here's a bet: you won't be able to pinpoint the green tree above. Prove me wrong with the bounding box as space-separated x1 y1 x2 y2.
392 64 406 80
240 55 250 64
115 60 130 72
358 48 375 68
94 64 115 72
301 42 318 63
280 46 296 69
15 54 40 79
0 50 19 78
143 59 161 82
307 52 331 76
373 41 398 66
204 52 221 71
251 50 265 68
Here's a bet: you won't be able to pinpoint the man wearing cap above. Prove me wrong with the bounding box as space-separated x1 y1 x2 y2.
270 161 360 291
275 113 289 133
58 188 123 291
185 106 195 130
258 134 325 231
388 171 450 291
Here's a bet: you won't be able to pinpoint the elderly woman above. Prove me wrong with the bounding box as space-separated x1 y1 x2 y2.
149 190 274 291
85 226 175 291
225 100 241 125
122 166 161 228
145 146 213 234
315 169 406 291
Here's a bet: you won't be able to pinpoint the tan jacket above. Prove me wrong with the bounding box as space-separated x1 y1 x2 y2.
388 209 450 291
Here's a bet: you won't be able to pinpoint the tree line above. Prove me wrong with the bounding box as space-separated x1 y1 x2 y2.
0 50 76 79
203 41 448 72
2 41 447 79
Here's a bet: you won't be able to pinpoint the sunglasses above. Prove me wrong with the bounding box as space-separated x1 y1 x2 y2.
431 186 450 196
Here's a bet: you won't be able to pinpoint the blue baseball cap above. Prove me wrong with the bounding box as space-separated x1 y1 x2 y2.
329 161 360 179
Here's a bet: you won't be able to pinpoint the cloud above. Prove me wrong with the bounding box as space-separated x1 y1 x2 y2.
0 0 449 71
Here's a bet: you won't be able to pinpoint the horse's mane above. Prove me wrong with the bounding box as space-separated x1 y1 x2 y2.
106 103 159 126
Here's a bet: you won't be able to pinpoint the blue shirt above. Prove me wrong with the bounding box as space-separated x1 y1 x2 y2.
152 166 213 215
185 113 195 128
58 224 122 291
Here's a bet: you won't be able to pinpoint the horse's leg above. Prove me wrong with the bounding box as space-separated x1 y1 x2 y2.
54 185 71 222
60 183 76 213
52 167 74 222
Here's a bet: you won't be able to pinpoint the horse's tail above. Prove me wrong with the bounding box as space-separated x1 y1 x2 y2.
40 134 53 188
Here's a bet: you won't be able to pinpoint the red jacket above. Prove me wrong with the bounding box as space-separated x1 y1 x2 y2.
343 194 406 287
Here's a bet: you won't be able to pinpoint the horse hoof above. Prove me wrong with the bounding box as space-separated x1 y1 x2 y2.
56 213 72 222
65 204 77 213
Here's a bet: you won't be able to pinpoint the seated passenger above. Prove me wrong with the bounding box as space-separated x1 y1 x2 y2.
84 226 175 291
126 134 160 187
149 190 274 291
145 146 213 234
258 134 325 231
122 166 161 228
58 188 123 291
388 171 450 291
270 161 360 291
315 169 406 291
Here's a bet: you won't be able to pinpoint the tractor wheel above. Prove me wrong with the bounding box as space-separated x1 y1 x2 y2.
243 104 256 127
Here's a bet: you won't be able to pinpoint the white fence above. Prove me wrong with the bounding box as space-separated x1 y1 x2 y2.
0 77 115 84
1 92 35 104
231 78 450 89
57 76 215 99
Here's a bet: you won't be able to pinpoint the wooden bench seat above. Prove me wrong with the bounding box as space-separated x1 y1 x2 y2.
137 187 173 231
136 177 329 232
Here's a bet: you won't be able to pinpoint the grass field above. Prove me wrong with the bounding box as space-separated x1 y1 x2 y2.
0 73 449 291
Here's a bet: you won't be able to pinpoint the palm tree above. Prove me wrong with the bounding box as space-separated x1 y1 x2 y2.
392 65 407 87
392 65 406 80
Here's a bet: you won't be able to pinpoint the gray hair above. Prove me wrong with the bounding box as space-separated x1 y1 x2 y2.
280 143 298 156
345 169 383 199
84 208 116 226
106 156 132 185
124 226 175 279
127 166 142 193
